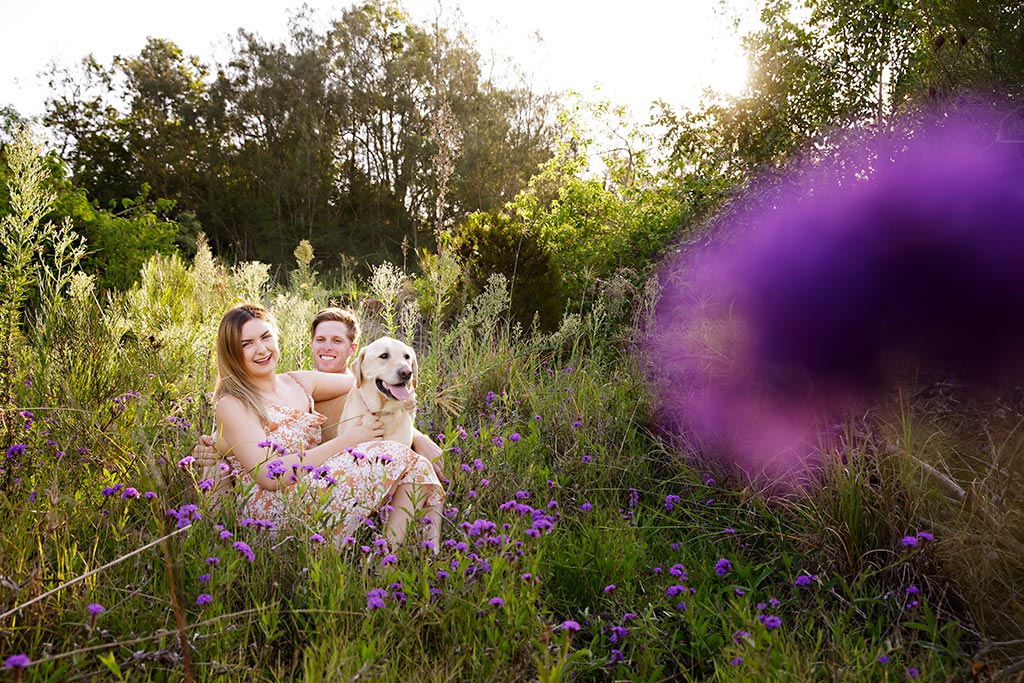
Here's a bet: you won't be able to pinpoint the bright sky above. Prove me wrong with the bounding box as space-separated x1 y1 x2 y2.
0 0 752 122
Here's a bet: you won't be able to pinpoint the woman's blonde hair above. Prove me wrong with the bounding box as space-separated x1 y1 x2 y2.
214 303 277 425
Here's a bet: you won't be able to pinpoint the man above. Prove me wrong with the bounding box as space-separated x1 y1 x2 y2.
196 307 444 490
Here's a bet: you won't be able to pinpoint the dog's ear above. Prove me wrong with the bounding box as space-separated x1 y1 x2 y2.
351 348 366 387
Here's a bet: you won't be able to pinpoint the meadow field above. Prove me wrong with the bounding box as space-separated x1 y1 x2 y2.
3 128 1024 683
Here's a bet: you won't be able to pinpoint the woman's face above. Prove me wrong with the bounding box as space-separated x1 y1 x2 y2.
239 317 279 378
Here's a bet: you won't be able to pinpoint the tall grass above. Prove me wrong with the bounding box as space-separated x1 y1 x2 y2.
2 135 1020 681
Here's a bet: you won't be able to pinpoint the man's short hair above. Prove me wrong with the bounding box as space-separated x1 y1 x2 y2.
310 307 360 343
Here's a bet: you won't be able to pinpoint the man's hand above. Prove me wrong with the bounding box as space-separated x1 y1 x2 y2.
412 430 445 481
193 434 233 501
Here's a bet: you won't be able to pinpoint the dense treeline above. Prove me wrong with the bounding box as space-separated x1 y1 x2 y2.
1 0 1022 313
35 1 560 269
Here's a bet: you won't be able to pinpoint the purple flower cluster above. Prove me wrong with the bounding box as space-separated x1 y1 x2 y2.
232 541 255 562
166 504 202 528
367 588 388 610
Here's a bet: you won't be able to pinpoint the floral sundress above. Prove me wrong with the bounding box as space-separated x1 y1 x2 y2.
226 393 443 537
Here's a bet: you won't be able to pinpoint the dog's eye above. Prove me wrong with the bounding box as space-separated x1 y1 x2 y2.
404 354 410 359
379 352 389 359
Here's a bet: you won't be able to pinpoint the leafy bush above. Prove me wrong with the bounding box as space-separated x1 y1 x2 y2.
448 211 566 331
54 184 180 291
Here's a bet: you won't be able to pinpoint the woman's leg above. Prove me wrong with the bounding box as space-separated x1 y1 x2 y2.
424 502 441 552
384 483 442 552
384 482 416 547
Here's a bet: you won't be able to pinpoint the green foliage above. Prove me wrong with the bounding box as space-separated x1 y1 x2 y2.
53 183 180 290
0 128 87 443
0 245 1003 681
39 0 558 268
448 211 566 331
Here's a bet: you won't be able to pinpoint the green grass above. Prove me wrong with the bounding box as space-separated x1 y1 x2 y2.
1 236 1021 681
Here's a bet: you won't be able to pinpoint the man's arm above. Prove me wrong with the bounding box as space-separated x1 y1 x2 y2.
411 428 445 481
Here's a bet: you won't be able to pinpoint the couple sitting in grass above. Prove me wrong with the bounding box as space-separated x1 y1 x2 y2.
198 304 445 550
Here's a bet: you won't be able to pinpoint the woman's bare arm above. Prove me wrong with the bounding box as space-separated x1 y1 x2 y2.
287 370 354 402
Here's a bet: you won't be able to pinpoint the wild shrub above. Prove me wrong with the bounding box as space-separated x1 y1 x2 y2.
448 211 566 331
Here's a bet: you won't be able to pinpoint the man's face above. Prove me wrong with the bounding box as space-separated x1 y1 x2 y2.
311 320 356 373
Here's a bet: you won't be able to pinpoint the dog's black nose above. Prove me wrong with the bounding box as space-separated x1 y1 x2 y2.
398 367 412 382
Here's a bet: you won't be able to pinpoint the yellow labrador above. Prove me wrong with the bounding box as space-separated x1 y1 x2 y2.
338 336 417 447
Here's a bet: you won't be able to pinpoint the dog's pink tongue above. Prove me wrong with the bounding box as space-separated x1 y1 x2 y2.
386 382 411 400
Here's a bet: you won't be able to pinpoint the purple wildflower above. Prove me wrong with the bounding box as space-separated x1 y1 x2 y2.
714 558 732 577
367 588 388 610
87 603 104 616
902 536 919 548
488 597 505 607
232 541 255 562
560 620 581 631
4 654 30 669
196 593 213 606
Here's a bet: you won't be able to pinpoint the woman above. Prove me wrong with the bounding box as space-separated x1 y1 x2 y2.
213 303 443 549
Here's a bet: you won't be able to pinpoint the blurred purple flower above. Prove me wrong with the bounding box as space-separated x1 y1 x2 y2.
648 108 1024 482
196 593 213 606
4 654 30 669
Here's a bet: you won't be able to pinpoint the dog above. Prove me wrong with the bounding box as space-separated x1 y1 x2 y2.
337 336 418 447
